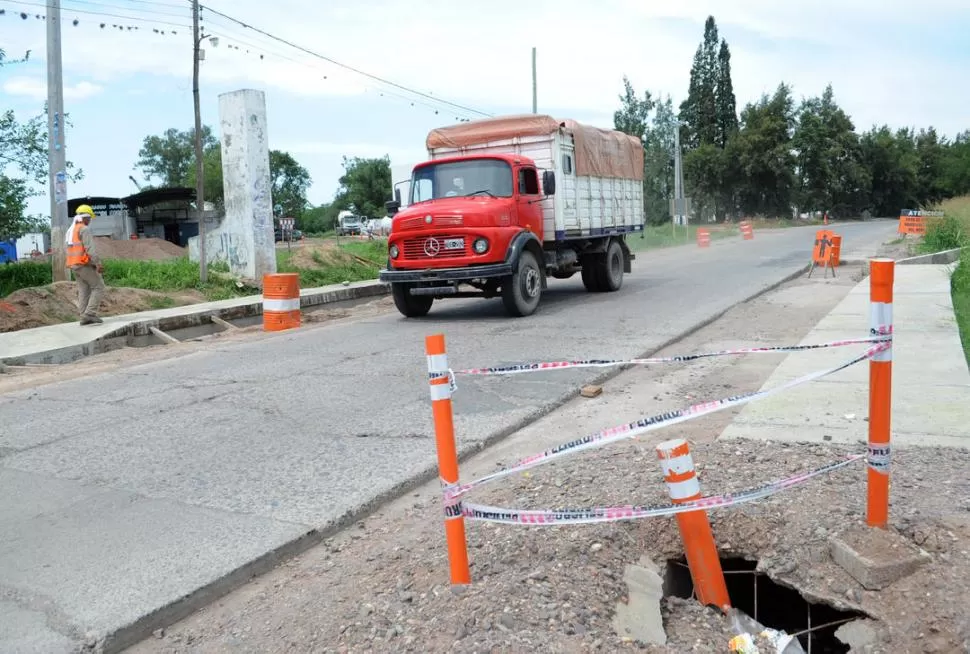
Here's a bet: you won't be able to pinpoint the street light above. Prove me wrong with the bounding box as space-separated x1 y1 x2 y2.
192 0 218 282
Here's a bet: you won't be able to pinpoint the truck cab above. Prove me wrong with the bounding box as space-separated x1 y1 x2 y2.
379 114 644 318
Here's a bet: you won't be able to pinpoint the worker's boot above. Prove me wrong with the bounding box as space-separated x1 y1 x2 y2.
80 314 103 325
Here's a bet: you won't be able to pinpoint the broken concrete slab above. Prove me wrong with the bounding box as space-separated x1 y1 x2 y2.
829 524 931 590
613 556 666 646
835 618 878 652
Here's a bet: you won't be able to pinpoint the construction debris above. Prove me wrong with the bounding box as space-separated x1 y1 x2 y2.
580 384 603 398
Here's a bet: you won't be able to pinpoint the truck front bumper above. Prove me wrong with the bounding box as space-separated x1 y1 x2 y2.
379 262 513 283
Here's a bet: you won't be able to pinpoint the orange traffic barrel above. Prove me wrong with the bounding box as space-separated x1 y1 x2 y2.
697 228 711 248
262 272 301 331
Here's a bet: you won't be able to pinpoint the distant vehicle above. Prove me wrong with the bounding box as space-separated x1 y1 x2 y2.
379 114 645 318
336 212 362 236
275 227 302 242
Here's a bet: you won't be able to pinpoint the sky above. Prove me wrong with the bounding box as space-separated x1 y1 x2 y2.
2 0 969 218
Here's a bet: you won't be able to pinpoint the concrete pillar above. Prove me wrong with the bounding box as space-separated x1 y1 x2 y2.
216 89 276 280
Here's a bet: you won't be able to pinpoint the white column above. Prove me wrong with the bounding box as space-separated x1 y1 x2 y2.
217 89 277 280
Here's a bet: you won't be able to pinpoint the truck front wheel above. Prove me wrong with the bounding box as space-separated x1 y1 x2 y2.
502 250 542 317
391 283 434 317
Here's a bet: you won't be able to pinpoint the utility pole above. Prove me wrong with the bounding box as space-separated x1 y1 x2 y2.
672 119 686 234
192 0 208 283
531 47 537 114
47 0 69 282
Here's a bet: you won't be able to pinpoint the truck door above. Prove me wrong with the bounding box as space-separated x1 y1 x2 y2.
516 167 543 240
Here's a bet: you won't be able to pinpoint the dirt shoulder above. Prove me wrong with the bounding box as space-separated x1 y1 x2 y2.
128 259 970 654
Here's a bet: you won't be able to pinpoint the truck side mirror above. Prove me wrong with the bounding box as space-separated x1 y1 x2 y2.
542 170 556 196
385 199 401 216
394 188 402 205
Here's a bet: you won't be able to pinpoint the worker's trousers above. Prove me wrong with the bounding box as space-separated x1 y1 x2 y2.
71 264 106 318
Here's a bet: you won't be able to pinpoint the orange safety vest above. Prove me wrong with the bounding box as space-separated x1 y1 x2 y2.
65 221 91 267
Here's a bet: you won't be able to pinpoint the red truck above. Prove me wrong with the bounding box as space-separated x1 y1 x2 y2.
379 114 645 317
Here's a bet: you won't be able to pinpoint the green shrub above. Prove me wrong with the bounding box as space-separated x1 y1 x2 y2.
0 261 51 297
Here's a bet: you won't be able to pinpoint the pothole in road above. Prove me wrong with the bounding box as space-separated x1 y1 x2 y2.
663 556 868 653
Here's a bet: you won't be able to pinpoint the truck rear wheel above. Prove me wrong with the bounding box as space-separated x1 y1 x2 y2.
502 250 542 317
391 283 434 317
581 257 604 292
600 240 624 291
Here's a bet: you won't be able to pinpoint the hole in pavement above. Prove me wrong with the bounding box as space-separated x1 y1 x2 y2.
663 556 866 653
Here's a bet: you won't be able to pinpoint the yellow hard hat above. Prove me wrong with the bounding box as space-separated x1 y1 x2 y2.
76 204 95 218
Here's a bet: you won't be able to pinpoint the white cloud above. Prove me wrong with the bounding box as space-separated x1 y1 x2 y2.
2 76 103 101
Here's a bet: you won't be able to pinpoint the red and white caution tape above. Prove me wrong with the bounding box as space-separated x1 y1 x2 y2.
446 339 890 501
459 454 865 525
454 335 891 377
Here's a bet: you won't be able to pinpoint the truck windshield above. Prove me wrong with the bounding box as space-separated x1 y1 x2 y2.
410 159 512 203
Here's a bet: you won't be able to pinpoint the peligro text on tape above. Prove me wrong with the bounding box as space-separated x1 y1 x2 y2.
445 340 890 501
459 454 865 525
454 335 892 377
867 444 891 473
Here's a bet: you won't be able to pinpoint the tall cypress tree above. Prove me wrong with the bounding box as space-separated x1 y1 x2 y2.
715 39 738 148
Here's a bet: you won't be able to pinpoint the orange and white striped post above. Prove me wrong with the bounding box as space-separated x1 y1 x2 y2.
262 272 301 331
657 438 730 611
425 333 471 585
867 258 895 528
696 228 711 248
739 221 754 240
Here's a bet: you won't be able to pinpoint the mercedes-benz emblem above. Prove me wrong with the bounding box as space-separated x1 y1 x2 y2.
423 237 441 257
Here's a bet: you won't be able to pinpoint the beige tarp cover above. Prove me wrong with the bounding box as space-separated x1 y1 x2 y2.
426 114 643 181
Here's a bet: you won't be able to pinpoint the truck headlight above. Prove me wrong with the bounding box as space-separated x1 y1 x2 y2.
389 243 400 259
473 238 489 254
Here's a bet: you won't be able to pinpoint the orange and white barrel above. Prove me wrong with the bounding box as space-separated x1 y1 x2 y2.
697 228 711 248
657 437 730 611
739 220 754 240
262 272 301 331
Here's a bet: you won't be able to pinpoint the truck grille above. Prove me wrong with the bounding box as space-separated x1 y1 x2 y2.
402 235 467 260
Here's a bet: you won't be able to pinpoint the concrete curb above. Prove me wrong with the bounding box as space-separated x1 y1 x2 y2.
0 280 390 367
108 262 815 653
896 247 966 266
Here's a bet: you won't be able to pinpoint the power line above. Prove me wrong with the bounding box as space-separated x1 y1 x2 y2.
0 0 190 27
199 14 475 120
199 4 491 118
61 0 190 19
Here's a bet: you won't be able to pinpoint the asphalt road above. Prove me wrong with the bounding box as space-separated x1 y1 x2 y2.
0 220 898 652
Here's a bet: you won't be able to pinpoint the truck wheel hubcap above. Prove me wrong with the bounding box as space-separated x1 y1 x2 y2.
524 268 540 298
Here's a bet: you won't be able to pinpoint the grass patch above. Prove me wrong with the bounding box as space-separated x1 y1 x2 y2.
0 261 51 296
1 257 250 301
628 223 736 252
953 249 970 369
920 196 970 368
276 239 386 288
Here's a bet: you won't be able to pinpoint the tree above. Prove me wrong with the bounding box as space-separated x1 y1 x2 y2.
941 131 970 196
729 83 797 217
337 156 392 218
1 107 82 237
677 16 739 220
859 126 920 216
135 126 218 187
269 150 312 218
679 16 721 149
792 84 869 216
613 76 654 141
141 125 312 217
715 40 738 148
643 95 677 225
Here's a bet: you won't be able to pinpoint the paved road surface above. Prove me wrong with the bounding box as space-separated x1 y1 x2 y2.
0 220 897 652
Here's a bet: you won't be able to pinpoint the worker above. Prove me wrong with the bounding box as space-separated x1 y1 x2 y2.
65 204 106 325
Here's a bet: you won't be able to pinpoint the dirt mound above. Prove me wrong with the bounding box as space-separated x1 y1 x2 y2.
95 237 186 261
0 281 203 332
